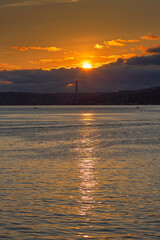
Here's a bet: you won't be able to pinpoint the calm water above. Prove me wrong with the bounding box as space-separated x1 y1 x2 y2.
0 106 159 240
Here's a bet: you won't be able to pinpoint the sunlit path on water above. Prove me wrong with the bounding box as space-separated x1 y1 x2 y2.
75 113 98 239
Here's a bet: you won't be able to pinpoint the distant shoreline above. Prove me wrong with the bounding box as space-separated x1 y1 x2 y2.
1 87 160 105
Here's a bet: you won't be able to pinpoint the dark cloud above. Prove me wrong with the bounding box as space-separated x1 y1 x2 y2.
124 54 160 66
0 55 160 93
145 46 160 54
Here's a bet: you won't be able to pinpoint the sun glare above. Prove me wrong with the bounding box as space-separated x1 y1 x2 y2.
82 63 92 69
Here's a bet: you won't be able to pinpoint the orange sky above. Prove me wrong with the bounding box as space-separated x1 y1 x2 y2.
0 0 160 70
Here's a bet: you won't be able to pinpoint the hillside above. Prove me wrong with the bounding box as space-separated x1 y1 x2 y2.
0 87 160 105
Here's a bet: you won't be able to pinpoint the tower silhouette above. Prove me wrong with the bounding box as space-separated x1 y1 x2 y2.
75 80 78 94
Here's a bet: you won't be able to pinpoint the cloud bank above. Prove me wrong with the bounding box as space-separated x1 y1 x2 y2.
0 54 160 93
122 54 160 66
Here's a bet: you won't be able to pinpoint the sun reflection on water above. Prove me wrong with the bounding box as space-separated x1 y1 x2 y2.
78 156 97 216
81 113 94 121
75 113 99 238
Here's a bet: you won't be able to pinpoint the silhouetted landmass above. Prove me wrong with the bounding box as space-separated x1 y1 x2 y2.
1 87 160 105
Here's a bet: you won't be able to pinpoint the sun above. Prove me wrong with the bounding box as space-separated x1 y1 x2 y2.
82 62 92 69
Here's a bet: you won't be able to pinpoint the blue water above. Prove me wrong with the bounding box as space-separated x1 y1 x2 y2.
0 106 160 239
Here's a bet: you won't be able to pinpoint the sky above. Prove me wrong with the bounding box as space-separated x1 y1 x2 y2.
0 0 160 92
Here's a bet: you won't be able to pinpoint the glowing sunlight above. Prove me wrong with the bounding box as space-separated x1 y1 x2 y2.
82 63 92 69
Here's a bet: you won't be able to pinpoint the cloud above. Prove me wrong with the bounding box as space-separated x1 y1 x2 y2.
108 53 137 60
30 57 75 65
0 79 12 85
0 0 79 8
67 83 74 87
0 54 160 93
39 59 55 63
64 57 75 60
94 44 104 49
145 46 160 54
141 35 160 40
95 39 140 48
105 40 126 47
138 46 147 53
105 39 140 47
122 54 160 66
12 46 61 52
0 63 21 71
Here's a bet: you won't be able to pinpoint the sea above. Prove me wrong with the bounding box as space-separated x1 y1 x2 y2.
0 105 159 240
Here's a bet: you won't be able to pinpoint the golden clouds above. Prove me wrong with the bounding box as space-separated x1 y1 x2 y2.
94 44 104 49
95 39 140 49
12 46 61 52
0 63 21 71
141 35 160 40
28 55 76 69
106 39 140 46
106 40 126 47
64 57 75 60
108 53 137 60
39 59 56 63
33 57 74 64
5 33 160 70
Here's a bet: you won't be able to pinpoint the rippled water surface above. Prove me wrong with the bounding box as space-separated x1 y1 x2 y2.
0 106 160 239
